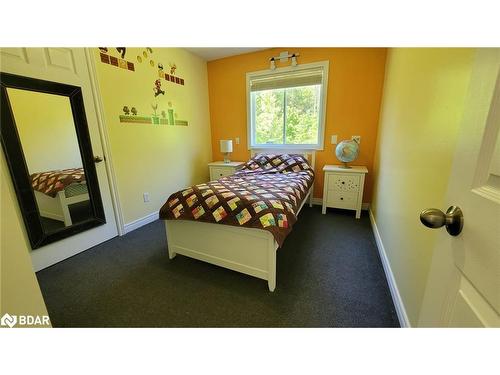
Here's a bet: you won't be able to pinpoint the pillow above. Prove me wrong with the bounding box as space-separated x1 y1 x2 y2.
240 153 312 173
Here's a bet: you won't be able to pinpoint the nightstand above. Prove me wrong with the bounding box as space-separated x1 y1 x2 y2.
322 165 368 218
208 161 245 180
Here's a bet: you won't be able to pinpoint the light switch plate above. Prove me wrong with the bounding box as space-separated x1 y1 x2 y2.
331 135 338 144
143 192 150 203
235 137 240 145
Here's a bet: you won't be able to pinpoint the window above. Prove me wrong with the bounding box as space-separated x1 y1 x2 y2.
247 61 328 149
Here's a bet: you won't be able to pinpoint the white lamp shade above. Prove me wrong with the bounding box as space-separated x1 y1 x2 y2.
220 140 233 153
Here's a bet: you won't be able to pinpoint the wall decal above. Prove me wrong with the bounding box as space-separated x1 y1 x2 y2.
153 62 185 86
105 48 189 127
169 63 177 75
116 47 126 59
151 103 160 124
98 47 135 72
153 79 165 97
119 101 188 126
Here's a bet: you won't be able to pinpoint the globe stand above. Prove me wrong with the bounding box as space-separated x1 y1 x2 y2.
339 162 352 169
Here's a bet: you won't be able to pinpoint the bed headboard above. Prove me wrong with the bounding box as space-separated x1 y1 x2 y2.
250 149 316 170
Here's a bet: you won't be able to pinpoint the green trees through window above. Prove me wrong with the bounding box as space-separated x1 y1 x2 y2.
253 84 320 145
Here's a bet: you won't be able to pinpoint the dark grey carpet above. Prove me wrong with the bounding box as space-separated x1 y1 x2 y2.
36 206 399 327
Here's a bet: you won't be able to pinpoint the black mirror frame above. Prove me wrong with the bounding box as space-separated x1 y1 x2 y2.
0 72 106 249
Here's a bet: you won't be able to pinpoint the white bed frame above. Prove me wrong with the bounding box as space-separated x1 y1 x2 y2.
165 150 315 292
36 183 89 226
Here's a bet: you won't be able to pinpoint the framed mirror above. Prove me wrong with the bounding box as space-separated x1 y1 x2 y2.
1 72 106 249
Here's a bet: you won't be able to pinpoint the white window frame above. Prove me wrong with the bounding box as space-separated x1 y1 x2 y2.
246 60 329 150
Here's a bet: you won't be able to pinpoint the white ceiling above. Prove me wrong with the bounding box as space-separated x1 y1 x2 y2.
184 48 268 61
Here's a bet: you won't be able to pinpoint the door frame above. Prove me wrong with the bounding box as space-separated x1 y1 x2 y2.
84 48 125 236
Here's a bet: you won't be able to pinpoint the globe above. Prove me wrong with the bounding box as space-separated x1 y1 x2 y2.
335 140 359 168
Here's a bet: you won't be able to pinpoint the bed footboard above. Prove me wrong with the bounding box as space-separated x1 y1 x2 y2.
165 220 278 291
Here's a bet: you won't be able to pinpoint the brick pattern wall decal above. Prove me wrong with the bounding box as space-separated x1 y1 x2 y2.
99 52 135 72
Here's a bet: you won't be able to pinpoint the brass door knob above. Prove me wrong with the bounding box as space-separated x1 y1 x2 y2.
419 206 464 236
94 155 104 163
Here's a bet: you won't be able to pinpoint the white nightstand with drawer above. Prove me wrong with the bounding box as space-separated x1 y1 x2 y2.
208 161 245 180
322 165 368 218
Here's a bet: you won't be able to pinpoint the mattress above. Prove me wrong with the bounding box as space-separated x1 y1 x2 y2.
159 154 314 246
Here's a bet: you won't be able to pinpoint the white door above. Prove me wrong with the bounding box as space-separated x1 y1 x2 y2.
0 47 118 271
419 49 500 327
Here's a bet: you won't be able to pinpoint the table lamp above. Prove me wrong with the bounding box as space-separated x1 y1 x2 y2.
220 140 233 163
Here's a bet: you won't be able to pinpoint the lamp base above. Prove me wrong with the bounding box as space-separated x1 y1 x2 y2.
223 153 231 163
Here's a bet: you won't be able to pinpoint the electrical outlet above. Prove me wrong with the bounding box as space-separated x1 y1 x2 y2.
143 192 150 203
279 51 289 62
352 135 361 144
235 137 240 145
331 135 338 144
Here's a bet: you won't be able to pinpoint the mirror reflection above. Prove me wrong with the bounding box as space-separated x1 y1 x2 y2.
7 88 92 232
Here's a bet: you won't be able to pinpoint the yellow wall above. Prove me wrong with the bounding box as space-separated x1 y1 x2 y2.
7 89 82 173
207 48 387 201
1 152 50 324
93 48 212 224
371 48 475 325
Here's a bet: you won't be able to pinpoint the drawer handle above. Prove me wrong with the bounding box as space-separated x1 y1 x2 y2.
342 181 345 184
340 197 344 200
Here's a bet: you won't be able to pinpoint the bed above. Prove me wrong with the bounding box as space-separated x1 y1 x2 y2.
31 167 89 226
160 150 315 291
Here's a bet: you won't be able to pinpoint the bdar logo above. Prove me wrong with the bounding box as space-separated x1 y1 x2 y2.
1 313 17 328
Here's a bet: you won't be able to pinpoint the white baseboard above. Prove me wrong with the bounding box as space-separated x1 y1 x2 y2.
40 210 64 222
311 197 370 211
369 209 411 328
123 211 159 235
311 197 322 206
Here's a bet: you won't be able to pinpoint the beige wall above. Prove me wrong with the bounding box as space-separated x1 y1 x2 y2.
7 89 82 174
93 48 212 224
1 47 212 325
371 48 476 325
1 151 50 323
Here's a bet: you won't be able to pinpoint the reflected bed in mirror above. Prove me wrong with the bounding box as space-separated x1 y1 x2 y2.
1 72 106 248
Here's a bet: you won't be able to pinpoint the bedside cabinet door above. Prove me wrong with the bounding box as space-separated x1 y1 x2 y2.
326 190 358 209
210 167 233 180
328 174 361 192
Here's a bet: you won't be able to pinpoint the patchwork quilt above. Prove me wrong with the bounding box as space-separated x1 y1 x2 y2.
30 167 86 198
159 154 314 247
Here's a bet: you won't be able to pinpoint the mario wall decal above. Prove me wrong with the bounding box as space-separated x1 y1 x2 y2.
153 79 165 97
